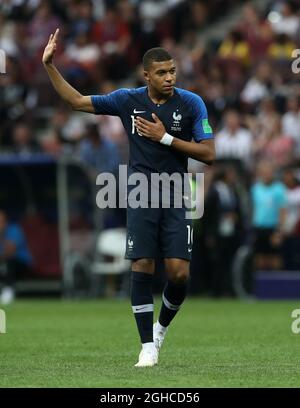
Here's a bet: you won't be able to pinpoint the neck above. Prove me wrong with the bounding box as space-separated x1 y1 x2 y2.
147 86 173 105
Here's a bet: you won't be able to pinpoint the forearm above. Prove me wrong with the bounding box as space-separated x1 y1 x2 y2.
134 114 215 164
170 137 215 165
278 208 287 232
43 62 82 109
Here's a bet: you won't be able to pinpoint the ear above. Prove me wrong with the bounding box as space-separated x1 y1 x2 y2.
143 70 149 82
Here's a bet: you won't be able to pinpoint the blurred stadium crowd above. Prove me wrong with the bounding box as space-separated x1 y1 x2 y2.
1 0 300 298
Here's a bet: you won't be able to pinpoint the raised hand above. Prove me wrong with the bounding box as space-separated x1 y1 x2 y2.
42 28 59 65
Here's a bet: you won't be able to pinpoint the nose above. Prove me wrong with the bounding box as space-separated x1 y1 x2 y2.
165 72 172 82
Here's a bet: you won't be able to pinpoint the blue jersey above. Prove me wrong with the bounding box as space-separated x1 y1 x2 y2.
91 86 213 177
0 224 32 265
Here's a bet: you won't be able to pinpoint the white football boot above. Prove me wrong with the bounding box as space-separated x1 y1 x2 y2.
134 342 158 367
153 321 168 351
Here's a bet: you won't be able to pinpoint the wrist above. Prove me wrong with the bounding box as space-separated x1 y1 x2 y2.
160 132 174 146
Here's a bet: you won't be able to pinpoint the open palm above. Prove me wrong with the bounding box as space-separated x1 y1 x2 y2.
42 28 59 65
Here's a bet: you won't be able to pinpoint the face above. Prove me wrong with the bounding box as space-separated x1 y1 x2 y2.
283 170 295 187
287 97 299 112
258 163 274 184
13 125 31 146
243 4 258 23
144 60 176 97
225 111 239 131
225 167 237 185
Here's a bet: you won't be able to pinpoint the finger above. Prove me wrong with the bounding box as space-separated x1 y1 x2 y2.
135 125 148 137
136 116 152 125
135 123 151 134
135 118 150 128
137 131 148 137
136 126 149 136
152 113 160 122
135 124 150 136
47 34 53 45
52 28 59 42
135 121 150 132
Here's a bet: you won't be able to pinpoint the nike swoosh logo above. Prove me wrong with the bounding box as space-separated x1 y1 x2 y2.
188 248 192 253
135 306 147 311
133 109 146 114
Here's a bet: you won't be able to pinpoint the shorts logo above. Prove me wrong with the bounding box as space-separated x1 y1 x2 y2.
128 236 134 250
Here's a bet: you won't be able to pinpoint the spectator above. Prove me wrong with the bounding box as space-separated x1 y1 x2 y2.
217 30 250 90
269 0 300 39
256 116 294 168
250 97 280 161
251 161 287 270
12 122 41 155
91 6 130 80
27 1 61 59
64 28 101 75
237 3 273 60
215 109 253 165
78 122 120 177
268 33 296 61
241 61 271 106
205 165 244 297
262 117 294 167
50 105 86 146
218 30 250 67
282 167 300 235
281 167 300 269
0 209 32 304
67 0 95 40
0 55 27 124
282 95 300 157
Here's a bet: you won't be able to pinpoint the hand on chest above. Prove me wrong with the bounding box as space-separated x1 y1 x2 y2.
129 104 190 138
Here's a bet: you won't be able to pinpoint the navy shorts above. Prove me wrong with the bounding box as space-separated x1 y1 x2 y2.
125 206 193 261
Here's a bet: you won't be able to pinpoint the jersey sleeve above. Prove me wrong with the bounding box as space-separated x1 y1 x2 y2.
91 88 130 116
190 94 214 142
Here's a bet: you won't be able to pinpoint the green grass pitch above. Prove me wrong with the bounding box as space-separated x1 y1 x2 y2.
1 298 300 387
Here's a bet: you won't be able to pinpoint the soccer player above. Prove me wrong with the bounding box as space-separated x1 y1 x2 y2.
43 29 215 367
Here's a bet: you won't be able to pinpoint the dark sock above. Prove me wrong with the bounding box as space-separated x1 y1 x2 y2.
159 280 188 327
131 271 154 343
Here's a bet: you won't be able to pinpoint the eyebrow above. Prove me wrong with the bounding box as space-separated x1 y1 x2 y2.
155 67 176 73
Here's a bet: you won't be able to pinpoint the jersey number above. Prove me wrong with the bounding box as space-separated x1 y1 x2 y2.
131 115 143 136
187 225 193 245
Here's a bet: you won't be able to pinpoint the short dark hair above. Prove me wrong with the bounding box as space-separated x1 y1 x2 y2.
143 47 173 70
